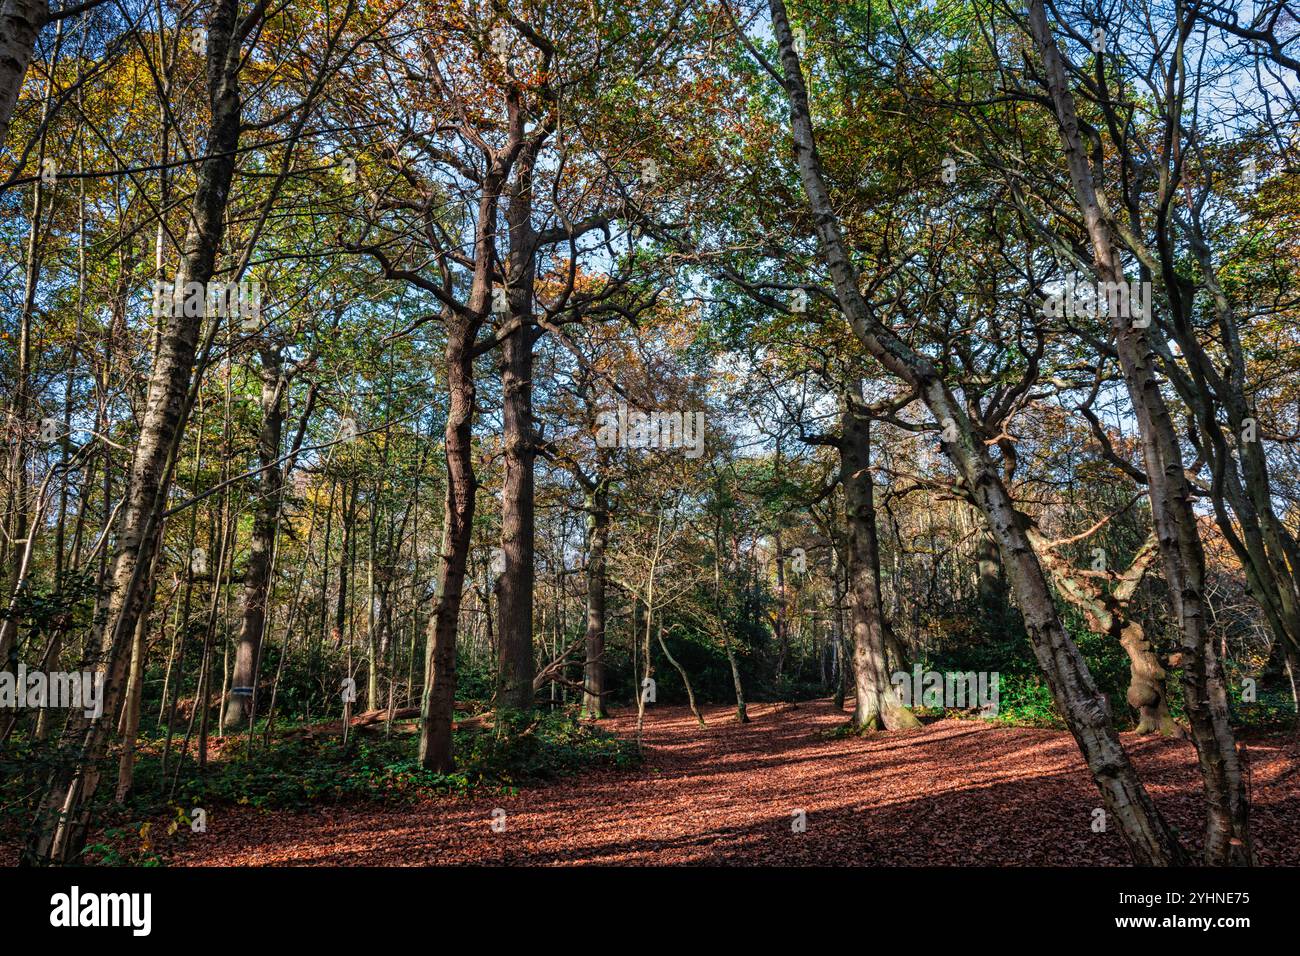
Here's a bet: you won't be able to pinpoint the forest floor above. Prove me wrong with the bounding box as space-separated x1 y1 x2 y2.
165 699 1300 866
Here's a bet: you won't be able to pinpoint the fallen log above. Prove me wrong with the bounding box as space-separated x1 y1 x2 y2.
279 703 493 740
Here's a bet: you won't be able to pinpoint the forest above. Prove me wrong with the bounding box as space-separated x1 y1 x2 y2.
0 0 1298 882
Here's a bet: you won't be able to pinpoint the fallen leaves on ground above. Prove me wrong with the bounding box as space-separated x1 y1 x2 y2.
160 700 1300 866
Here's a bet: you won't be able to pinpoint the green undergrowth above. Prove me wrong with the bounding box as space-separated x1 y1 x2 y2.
819 672 1297 735
2 709 638 865
122 709 638 814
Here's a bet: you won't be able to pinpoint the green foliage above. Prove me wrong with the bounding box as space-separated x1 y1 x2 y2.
5 568 97 647
983 673 1061 728
82 824 166 867
453 653 496 702
471 709 640 785
122 710 638 815
1229 686 1297 731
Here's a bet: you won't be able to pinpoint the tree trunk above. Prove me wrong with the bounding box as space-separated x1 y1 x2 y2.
1036 532 1180 737
831 547 847 710
26 0 247 865
772 529 789 681
724 637 748 723
222 347 286 729
1117 621 1179 737
581 482 609 719
419 313 478 772
418 153 506 768
0 0 47 151
332 481 356 649
976 531 1003 617
114 558 159 803
842 401 918 731
658 624 705 727
1173 188 1300 687
495 299 536 711
713 513 748 723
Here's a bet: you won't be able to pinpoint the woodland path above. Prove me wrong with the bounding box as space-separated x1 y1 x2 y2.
169 700 1300 866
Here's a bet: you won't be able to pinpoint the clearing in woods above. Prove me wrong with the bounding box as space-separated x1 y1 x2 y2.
168 701 1300 866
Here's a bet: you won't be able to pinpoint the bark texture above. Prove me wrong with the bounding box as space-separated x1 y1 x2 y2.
0 0 47 151
222 347 286 729
495 158 539 712
841 402 918 730
581 482 609 719
1035 532 1180 737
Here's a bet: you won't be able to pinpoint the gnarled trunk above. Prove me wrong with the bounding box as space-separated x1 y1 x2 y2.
1117 622 1179 737
1036 532 1180 737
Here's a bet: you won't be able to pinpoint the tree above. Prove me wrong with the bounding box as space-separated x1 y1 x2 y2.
760 0 1188 865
